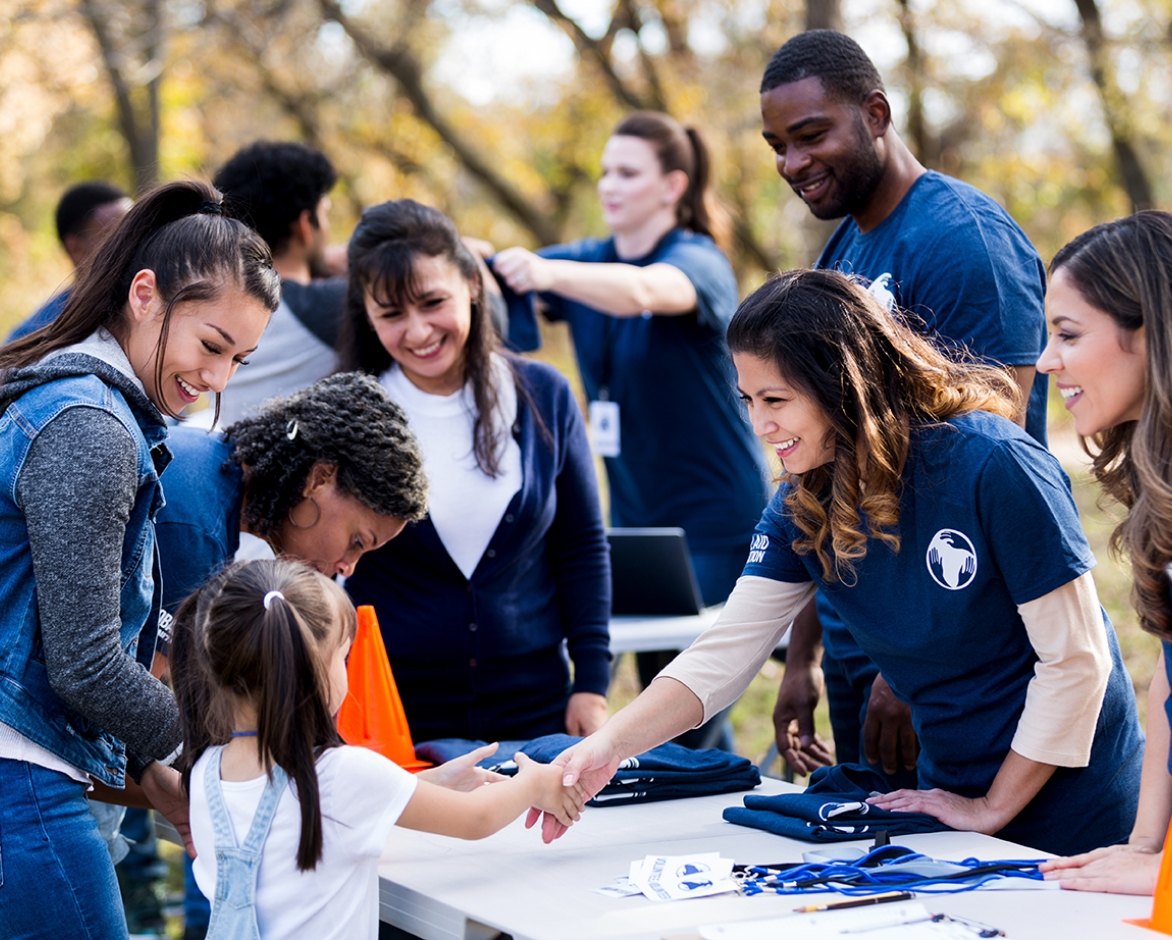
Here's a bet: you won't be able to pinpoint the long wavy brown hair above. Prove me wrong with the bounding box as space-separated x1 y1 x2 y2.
1050 212 1171 638
727 269 1018 583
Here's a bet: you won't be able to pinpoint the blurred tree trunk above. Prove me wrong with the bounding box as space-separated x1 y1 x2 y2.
1073 0 1153 211
805 0 841 32
77 0 162 192
895 0 932 166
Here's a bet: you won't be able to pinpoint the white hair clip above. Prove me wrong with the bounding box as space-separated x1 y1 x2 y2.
263 590 285 610
286 419 299 441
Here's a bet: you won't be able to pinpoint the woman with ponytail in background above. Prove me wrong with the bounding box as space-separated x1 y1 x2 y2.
494 113 768 610
494 115 768 745
0 180 280 938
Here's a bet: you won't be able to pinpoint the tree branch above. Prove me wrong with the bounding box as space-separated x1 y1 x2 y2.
76 0 161 190
528 0 651 111
1073 0 1153 210
316 0 559 243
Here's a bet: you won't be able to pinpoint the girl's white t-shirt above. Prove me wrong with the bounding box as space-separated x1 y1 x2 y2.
190 744 417 940
380 355 522 579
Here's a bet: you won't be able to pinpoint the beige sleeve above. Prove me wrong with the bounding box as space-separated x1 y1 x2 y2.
1010 571 1110 767
657 576 816 725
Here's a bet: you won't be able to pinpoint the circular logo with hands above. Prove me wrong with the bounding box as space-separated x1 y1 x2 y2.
926 529 978 590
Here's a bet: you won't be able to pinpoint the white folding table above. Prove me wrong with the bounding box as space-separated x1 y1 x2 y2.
607 606 790 656
376 778 1151 940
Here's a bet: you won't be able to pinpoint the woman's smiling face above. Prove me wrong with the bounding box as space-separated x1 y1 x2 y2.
363 253 475 397
734 352 836 474
122 269 269 416
1037 267 1147 437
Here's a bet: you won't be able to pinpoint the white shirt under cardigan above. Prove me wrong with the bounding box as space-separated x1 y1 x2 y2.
381 355 522 580
190 745 417 940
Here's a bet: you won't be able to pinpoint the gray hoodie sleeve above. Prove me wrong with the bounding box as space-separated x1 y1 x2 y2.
18 406 181 766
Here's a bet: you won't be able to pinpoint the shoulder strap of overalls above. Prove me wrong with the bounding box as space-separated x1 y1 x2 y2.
204 748 292 852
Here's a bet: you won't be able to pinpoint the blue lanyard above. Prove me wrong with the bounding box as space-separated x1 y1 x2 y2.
735 844 1045 897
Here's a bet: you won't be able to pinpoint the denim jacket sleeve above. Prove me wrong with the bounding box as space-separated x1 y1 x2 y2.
543 375 612 695
19 408 181 764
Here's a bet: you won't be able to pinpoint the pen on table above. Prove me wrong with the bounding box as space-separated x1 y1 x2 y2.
793 890 914 913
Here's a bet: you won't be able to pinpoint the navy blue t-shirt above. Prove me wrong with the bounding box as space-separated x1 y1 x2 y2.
815 171 1049 689
509 229 768 554
740 412 1143 851
8 289 70 342
817 171 1048 446
155 427 243 619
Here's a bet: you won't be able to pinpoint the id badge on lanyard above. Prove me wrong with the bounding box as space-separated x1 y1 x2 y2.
589 394 621 457
591 313 621 457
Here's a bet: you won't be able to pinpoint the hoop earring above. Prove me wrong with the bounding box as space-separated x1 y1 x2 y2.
288 496 322 529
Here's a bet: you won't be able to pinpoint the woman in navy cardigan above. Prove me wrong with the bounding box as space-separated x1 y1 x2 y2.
338 200 612 743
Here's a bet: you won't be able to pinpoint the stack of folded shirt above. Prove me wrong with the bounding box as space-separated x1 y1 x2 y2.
415 733 761 806
722 764 952 841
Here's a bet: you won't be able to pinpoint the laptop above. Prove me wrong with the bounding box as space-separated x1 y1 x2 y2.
607 528 705 616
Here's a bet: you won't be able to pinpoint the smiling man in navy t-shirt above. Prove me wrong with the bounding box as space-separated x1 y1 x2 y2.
759 30 1049 785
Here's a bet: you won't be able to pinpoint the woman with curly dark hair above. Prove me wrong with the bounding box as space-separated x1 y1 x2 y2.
544 268 1143 858
154 371 428 623
337 198 612 743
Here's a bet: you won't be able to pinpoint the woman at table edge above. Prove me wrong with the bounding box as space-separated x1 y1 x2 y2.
529 268 1141 858
156 371 428 600
1038 211 1172 895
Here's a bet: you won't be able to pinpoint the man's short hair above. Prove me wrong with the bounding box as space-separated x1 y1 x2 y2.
760 30 884 104
214 141 337 254
55 181 128 245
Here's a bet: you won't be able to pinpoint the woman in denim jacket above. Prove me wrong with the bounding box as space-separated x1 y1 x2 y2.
0 180 280 939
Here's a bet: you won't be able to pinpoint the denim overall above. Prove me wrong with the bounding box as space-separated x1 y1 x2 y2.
204 751 290 940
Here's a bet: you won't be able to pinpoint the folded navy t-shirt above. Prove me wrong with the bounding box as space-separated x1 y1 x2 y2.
415 733 761 806
723 764 951 842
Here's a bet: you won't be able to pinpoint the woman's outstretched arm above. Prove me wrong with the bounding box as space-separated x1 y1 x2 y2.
492 247 696 317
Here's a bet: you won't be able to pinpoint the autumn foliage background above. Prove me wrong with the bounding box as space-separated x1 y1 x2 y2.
0 0 1167 762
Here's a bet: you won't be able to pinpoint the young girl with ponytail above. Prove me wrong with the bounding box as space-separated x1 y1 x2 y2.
492 112 769 612
0 180 280 938
174 559 585 940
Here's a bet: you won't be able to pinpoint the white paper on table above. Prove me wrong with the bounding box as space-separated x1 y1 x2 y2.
628 852 738 902
698 902 1010 939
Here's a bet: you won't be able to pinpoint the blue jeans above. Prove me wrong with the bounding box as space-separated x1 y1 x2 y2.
0 759 127 940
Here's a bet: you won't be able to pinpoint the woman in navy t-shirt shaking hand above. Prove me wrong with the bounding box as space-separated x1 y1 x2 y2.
544 268 1142 856
492 112 769 608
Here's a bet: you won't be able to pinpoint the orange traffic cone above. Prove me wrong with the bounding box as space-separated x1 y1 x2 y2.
336 605 431 772
1125 818 1172 933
